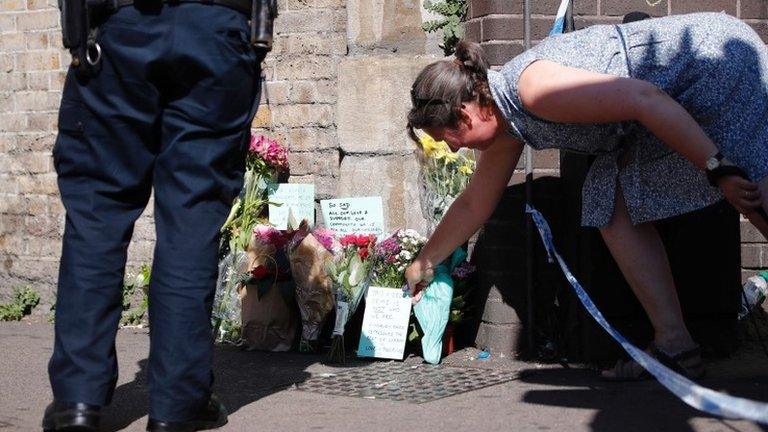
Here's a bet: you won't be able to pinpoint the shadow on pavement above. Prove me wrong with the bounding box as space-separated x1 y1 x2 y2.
100 345 362 431
518 367 768 432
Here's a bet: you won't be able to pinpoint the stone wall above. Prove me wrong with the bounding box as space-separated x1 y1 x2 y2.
0 0 441 307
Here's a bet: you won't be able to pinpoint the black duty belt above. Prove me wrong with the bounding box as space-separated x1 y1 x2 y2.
115 0 252 16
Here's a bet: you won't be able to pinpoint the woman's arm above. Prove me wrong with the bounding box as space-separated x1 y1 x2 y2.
518 60 762 212
405 133 523 291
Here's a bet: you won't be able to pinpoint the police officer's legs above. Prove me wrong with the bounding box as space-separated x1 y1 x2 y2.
46 9 164 429
146 4 261 422
49 70 158 405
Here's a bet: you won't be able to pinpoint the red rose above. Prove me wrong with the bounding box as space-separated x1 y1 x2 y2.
358 248 369 261
250 265 272 280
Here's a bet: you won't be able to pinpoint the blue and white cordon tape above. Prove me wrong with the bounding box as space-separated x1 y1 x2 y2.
549 0 572 36
526 205 768 424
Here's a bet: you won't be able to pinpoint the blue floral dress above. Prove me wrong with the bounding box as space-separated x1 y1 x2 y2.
488 12 768 227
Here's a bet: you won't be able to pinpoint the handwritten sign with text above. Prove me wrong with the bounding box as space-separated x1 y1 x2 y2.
268 183 315 230
357 286 412 360
320 197 384 236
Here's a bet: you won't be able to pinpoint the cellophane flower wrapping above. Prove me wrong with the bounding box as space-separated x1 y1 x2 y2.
213 250 248 344
415 134 475 236
239 225 298 352
325 234 377 362
287 227 339 352
214 134 289 343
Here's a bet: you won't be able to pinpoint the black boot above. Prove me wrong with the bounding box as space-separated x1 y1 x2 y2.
146 396 228 432
42 401 100 432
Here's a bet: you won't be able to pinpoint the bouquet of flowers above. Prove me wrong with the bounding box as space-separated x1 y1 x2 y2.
238 225 298 352
287 223 339 352
213 134 289 343
325 233 377 363
220 134 289 256
369 229 427 289
416 134 475 235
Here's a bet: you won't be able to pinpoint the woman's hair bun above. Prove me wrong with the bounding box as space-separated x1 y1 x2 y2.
454 40 490 78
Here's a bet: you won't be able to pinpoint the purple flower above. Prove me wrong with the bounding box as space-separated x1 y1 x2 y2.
452 262 476 279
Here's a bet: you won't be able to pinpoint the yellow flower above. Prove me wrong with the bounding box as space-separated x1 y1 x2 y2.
420 134 439 157
418 133 450 159
458 164 474 175
442 152 459 163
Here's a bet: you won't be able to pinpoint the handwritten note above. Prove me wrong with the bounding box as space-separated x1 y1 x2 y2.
357 286 412 360
268 183 315 230
320 197 384 236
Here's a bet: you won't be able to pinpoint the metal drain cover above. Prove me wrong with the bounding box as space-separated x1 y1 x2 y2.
297 362 518 403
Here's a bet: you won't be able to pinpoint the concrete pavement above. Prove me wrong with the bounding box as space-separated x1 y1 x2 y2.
2 320 768 432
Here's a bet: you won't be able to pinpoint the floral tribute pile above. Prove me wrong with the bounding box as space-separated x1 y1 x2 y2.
208 132 475 364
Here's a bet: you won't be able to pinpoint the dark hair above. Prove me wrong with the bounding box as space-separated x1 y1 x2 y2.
407 41 493 145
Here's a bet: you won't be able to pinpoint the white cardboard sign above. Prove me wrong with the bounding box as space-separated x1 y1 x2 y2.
357 286 412 360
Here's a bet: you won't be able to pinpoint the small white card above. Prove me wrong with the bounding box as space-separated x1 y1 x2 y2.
268 183 315 230
320 196 384 236
357 286 412 360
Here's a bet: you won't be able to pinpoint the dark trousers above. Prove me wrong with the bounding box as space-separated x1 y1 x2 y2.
49 3 262 421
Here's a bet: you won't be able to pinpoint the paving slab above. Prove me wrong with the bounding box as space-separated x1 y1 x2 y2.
1 321 768 432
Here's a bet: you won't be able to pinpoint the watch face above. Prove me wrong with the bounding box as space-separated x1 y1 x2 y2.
706 157 720 171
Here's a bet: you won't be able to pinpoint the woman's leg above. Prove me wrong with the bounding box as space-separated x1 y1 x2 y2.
599 188 697 357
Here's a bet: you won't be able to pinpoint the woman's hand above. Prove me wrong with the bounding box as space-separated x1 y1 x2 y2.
405 259 435 298
718 175 763 214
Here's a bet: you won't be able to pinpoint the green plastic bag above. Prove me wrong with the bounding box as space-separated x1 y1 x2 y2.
413 248 466 364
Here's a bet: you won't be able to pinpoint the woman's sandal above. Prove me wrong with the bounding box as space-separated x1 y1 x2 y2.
601 342 706 381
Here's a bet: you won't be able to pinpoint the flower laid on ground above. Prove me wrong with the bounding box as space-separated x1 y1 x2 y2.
415 132 476 235
325 233 377 363
214 134 291 343
370 229 427 289
237 224 298 351
287 222 339 352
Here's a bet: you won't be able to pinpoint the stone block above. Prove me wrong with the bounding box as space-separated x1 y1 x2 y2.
0 32 25 51
336 154 426 233
0 73 25 92
287 173 338 199
347 0 426 54
275 9 338 34
337 55 437 154
742 0 768 19
742 244 767 268
601 0 668 17
273 56 337 81
286 127 338 151
272 104 335 128
16 10 59 31
0 0 25 11
287 150 339 176
671 0 736 15
264 81 290 105
481 41 524 67
741 219 765 243
16 50 59 71
470 0 521 19
290 80 337 104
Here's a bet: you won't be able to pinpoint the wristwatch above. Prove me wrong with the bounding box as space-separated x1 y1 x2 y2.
705 152 725 172
705 152 749 186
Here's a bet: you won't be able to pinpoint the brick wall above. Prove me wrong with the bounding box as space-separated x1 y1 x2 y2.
464 0 768 282
1 0 75 306
0 0 349 307
0 0 436 308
